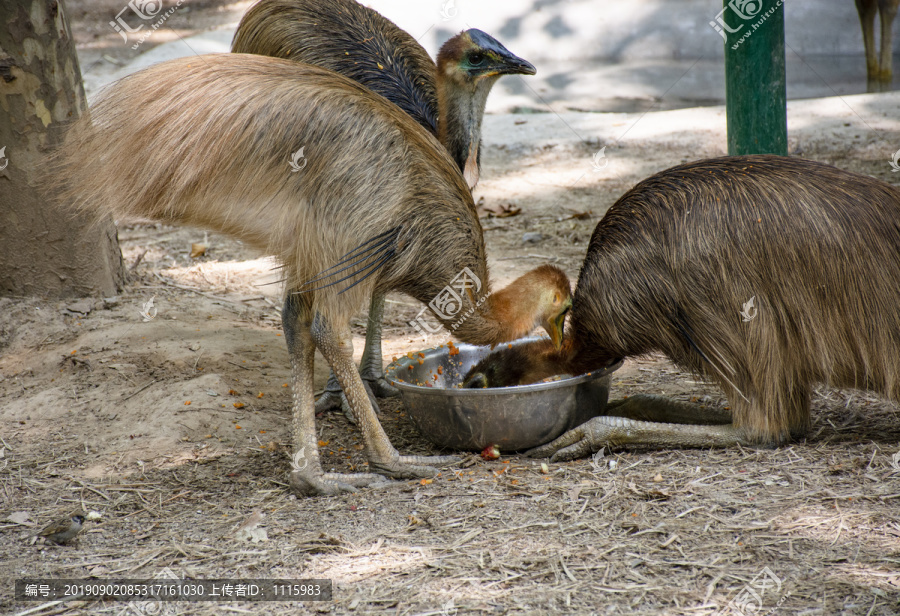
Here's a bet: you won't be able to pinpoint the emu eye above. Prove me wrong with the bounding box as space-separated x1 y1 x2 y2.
469 53 485 66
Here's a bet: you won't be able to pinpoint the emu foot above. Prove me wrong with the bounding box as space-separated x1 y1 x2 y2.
605 394 732 425
367 454 458 480
528 415 749 461
289 468 390 497
314 388 343 414
362 373 400 398
315 376 381 423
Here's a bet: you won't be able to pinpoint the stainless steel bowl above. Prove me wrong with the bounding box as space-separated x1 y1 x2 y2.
384 337 622 452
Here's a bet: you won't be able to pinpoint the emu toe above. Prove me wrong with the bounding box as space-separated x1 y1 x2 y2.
368 454 459 479
528 415 750 461
362 374 400 399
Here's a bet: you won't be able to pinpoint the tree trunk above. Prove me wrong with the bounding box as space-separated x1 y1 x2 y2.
0 0 124 298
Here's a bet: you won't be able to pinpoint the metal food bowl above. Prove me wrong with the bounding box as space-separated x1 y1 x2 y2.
384 337 622 452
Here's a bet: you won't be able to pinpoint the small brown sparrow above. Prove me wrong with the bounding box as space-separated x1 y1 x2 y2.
38 514 86 545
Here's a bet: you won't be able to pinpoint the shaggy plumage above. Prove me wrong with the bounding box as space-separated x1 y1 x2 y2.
51 54 571 494
232 0 534 188
232 0 536 413
466 155 900 447
232 0 438 133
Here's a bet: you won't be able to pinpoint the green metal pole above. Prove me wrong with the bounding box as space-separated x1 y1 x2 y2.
721 0 787 155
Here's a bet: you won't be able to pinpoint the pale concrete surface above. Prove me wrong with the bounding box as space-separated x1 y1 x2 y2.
82 1 900 113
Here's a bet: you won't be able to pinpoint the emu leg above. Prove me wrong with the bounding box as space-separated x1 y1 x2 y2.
314 293 397 420
856 0 881 89
282 296 388 496
527 415 751 462
311 313 457 479
605 394 732 425
314 372 346 415
359 292 400 398
314 371 379 424
878 0 898 82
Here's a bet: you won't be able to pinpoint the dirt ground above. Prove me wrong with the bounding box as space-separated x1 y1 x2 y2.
2 2 900 615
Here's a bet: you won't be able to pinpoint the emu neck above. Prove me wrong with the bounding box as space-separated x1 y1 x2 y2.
446 274 543 346
437 75 498 189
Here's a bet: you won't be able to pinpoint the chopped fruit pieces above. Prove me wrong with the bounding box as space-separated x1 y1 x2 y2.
481 444 500 461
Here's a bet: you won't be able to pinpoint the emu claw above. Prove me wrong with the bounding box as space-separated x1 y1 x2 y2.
527 419 606 462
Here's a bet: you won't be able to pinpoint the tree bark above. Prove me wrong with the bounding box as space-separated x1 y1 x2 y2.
0 0 124 298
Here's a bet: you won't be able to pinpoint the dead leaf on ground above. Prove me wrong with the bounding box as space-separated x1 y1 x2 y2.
557 210 592 221
476 197 521 218
7 511 33 526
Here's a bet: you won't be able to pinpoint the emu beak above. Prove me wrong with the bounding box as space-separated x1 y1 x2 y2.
495 54 536 76
463 29 536 78
544 299 571 350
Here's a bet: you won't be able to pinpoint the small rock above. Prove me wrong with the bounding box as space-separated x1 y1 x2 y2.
102 296 120 309
62 298 94 316
6 511 32 526
522 232 543 244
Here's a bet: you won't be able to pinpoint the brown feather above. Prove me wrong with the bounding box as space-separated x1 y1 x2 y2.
48 54 569 344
